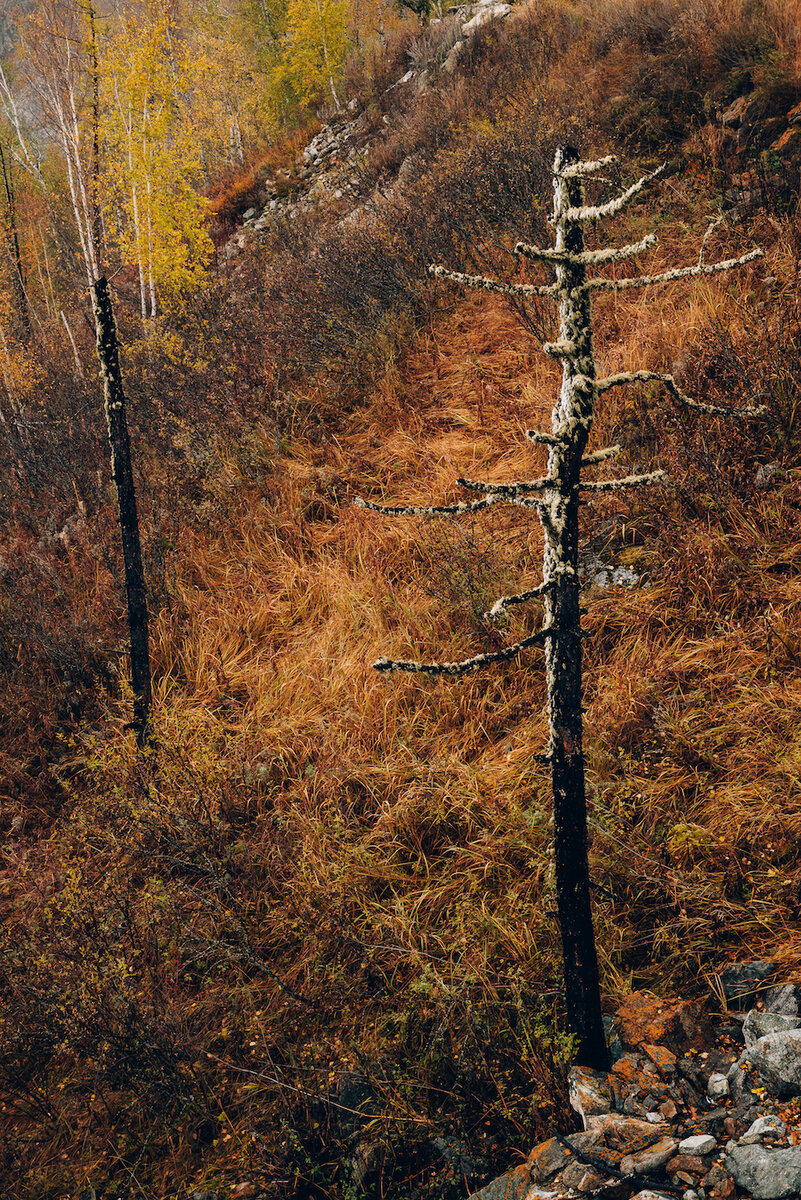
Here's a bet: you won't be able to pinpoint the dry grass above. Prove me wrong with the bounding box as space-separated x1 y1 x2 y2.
3 0 801 1196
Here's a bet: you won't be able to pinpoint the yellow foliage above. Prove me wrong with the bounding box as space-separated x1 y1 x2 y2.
102 5 212 316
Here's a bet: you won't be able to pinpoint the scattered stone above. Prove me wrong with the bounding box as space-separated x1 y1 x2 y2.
668 1153 708 1175
707 1072 730 1099
683 1108 729 1139
740 1115 788 1144
725 1142 801 1199
467 1163 542 1200
763 985 801 1016
727 1061 763 1105
585 1112 666 1147
559 1160 608 1191
679 1134 717 1156
528 1137 573 1182
616 991 710 1053
473 981 801 1200
631 1136 678 1173
643 1043 678 1077
569 1066 613 1125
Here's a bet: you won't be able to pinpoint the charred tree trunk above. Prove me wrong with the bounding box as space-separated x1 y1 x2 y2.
543 146 606 1069
91 275 152 746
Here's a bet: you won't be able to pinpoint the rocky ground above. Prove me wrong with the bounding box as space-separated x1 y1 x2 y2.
473 966 801 1200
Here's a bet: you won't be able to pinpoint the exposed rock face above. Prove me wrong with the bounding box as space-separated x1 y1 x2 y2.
469 969 801 1200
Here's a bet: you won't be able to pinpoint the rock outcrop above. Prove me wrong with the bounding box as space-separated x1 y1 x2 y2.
470 968 801 1200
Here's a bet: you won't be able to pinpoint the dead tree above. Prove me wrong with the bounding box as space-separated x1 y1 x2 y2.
356 147 765 1069
91 275 152 747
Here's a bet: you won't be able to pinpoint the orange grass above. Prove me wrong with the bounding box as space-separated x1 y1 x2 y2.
3 1 801 1193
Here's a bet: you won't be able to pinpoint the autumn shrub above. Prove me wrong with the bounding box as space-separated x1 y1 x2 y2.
579 0 799 151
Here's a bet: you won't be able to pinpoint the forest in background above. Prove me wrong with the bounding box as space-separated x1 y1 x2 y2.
1 0 801 1196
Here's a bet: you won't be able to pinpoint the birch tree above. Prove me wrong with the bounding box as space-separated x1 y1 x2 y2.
103 6 211 320
278 0 347 110
1 0 101 285
357 147 765 1069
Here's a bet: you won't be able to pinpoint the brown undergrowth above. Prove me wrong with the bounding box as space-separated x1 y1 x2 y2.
3 1 801 1197
6 240 801 1195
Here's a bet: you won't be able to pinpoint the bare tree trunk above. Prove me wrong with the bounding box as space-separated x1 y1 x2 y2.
91 275 152 746
544 146 606 1070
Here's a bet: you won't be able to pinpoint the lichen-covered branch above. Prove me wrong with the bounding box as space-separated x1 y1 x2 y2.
596 369 768 418
374 629 550 676
428 263 557 298
354 494 500 517
587 247 763 292
582 445 622 466
527 430 567 446
580 469 668 492
485 578 557 620
515 233 656 266
560 154 617 178
457 473 554 496
566 163 666 222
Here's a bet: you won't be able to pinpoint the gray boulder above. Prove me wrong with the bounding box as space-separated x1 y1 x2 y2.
726 1143 801 1199
744 1010 801 1050
745 1029 801 1098
719 960 774 1007
763 984 801 1016
740 1115 787 1145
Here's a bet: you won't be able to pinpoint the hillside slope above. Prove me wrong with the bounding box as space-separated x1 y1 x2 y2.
2 1 801 1197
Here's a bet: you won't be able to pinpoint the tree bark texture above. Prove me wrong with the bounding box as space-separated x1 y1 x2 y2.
542 147 608 1070
91 275 152 746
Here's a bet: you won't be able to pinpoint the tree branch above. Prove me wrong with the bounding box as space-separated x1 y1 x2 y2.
580 469 668 492
485 579 555 620
354 494 500 517
374 630 550 676
514 233 656 266
565 163 667 222
586 247 763 292
559 154 617 178
582 445 622 466
428 263 556 298
457 474 555 496
595 369 768 418
527 430 566 446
